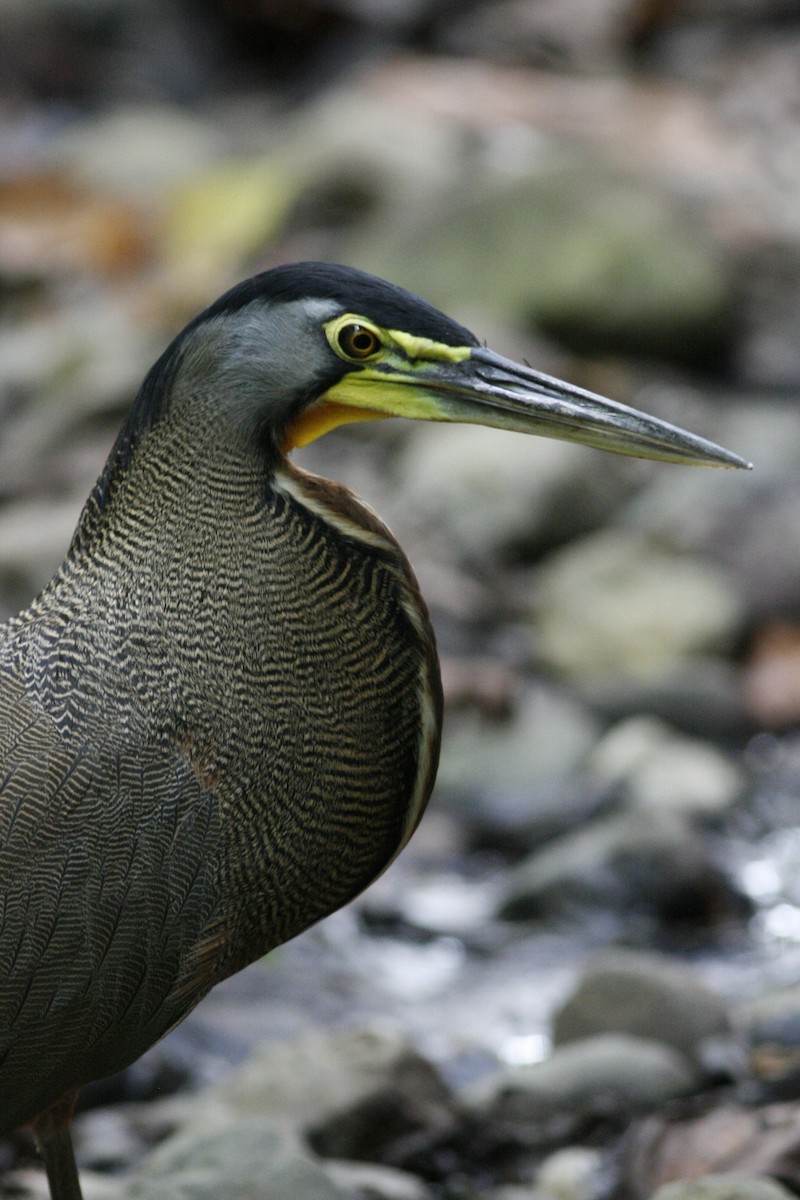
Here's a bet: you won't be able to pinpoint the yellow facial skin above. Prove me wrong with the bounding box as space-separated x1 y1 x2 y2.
283 315 473 451
282 312 750 470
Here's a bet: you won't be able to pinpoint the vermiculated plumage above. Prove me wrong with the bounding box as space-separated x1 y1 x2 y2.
0 372 440 1135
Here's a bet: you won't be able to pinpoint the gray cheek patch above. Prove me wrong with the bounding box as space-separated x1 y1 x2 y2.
174 298 344 436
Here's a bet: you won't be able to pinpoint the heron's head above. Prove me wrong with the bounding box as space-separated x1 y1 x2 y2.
130 261 750 470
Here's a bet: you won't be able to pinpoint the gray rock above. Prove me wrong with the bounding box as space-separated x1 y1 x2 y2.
123 1120 347 1200
0 497 85 603
587 716 745 820
443 0 637 70
202 1026 451 1138
622 410 800 621
576 657 748 742
325 1159 431 1200
466 1034 698 1134
619 429 756 561
62 106 228 199
4 1167 121 1200
535 1146 605 1200
552 948 730 1063
497 810 746 925
738 983 800 1048
178 1026 456 1170
396 422 629 561
349 152 732 371
74 1105 152 1175
650 1174 796 1200
704 482 800 620
436 683 601 839
720 400 800 482
737 240 800 390
531 532 744 681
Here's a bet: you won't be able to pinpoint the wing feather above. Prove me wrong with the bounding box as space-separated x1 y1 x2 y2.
0 659 222 1134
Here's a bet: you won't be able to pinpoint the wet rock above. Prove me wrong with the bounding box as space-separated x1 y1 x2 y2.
465 1034 698 1145
650 1176 795 1200
122 1120 347 1200
531 531 744 681
396 422 629 562
552 948 730 1065
325 1159 432 1199
307 1078 457 1169
587 716 745 821
496 810 747 926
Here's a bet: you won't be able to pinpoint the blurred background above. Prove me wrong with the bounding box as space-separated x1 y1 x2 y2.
4 2 800 1198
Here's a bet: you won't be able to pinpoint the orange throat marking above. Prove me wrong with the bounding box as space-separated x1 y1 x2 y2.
283 400 388 451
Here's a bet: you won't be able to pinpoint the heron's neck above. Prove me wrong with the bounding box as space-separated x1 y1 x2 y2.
69 388 278 562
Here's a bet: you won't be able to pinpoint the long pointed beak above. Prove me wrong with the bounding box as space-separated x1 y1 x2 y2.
418 347 751 469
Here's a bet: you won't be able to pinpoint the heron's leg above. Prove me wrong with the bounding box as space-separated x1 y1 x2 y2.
31 1090 83 1200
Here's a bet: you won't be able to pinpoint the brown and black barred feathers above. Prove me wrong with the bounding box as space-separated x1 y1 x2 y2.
0 379 441 1135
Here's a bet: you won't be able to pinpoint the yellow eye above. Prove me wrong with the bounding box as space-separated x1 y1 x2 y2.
336 323 382 360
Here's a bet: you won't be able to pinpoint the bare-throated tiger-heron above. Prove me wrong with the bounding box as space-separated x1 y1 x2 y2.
0 263 749 1199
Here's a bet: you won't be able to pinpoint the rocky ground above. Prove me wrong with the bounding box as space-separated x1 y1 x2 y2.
4 2 800 1198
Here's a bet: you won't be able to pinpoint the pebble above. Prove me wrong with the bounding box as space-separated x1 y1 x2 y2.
586 716 746 821
535 1146 605 1200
